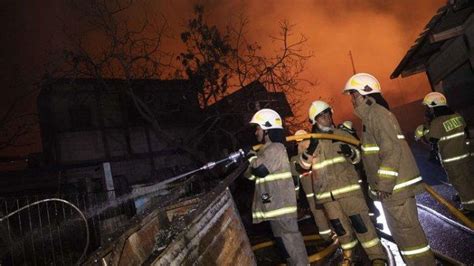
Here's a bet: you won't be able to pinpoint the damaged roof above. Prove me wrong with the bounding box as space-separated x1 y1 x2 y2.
391 0 474 79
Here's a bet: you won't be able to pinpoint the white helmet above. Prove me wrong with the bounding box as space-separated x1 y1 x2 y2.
294 129 308 142
249 108 283 130
308 100 332 125
341 121 353 130
422 92 447 107
343 73 381 95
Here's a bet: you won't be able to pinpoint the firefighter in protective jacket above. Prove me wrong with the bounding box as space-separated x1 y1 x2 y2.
298 101 387 266
338 121 381 220
344 73 435 265
244 108 309 265
417 92 474 214
289 130 333 241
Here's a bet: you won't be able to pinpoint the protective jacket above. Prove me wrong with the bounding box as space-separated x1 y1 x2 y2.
354 97 434 265
425 113 474 210
354 97 424 200
425 113 471 165
298 128 387 261
245 142 297 224
298 129 362 204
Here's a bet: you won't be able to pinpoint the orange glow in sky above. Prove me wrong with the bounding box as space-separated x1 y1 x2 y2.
1 0 446 154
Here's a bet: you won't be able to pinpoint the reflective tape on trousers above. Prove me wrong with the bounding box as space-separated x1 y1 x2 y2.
312 156 346 170
341 239 358 250
461 199 474 205
442 153 470 163
393 176 422 190
440 131 465 141
369 176 422 195
306 193 314 198
316 184 361 200
255 172 292 184
252 206 297 219
361 238 380 249
400 245 431 256
397 134 405 139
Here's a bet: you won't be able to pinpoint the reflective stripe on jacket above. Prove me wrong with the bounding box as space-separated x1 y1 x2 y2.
354 97 423 200
244 142 297 223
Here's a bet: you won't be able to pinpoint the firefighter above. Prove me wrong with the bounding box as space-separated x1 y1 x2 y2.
298 101 387 266
416 92 474 215
338 120 381 221
244 108 309 265
289 129 333 241
343 73 435 265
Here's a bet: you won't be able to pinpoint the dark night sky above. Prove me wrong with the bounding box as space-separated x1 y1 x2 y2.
0 0 445 156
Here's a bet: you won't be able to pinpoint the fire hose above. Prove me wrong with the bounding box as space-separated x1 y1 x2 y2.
252 133 360 150
191 132 473 232
265 133 474 229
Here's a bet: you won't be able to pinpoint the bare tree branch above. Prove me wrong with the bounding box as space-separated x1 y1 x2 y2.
178 7 315 146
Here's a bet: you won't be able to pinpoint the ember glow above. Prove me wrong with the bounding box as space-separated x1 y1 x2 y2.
1 0 445 145
152 0 445 121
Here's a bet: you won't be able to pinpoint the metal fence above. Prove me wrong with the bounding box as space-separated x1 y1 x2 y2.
0 172 214 265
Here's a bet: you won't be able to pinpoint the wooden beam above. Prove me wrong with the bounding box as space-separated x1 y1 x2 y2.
430 25 465 43
400 64 427 78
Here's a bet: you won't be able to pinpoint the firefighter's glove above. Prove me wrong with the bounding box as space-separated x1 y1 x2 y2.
338 144 354 158
414 124 427 142
242 145 257 160
306 137 319 154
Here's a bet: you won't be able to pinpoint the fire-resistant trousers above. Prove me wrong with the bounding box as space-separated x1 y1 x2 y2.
323 195 386 261
299 175 332 238
382 196 436 265
270 218 309 266
445 160 474 211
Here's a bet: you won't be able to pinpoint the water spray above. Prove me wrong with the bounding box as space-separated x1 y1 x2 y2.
158 149 246 186
84 149 247 219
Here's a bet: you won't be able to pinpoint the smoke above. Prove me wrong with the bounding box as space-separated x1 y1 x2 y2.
1 0 446 139
151 0 445 123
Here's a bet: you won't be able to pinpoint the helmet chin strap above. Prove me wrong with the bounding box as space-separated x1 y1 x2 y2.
262 130 269 143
